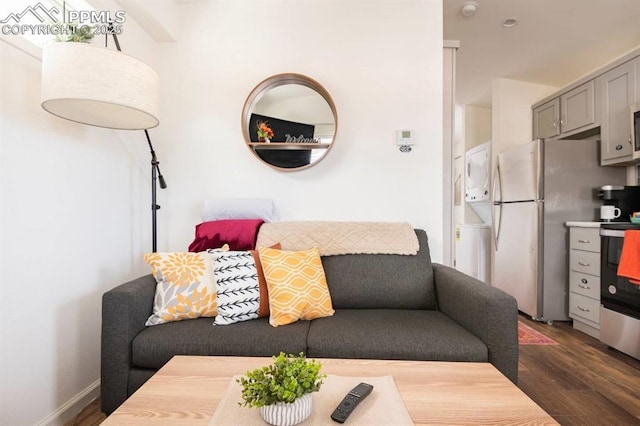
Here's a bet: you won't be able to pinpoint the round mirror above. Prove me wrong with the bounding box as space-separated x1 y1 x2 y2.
242 73 338 171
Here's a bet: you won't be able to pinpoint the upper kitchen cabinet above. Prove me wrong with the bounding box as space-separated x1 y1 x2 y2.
533 98 560 139
533 80 598 140
531 48 640 166
561 81 597 134
598 59 637 165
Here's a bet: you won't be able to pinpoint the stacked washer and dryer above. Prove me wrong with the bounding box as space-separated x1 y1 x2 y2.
455 141 492 283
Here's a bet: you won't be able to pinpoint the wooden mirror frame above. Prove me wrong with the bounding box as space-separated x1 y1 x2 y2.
241 73 338 171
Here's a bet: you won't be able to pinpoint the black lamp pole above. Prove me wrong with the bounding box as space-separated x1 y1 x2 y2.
107 26 166 252
145 129 167 252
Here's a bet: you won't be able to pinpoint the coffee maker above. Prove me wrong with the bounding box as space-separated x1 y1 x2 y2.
597 185 640 222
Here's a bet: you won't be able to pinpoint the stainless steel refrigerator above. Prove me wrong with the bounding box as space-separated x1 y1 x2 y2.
491 138 625 322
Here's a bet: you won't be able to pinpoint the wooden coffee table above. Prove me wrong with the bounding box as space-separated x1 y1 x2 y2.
102 356 558 425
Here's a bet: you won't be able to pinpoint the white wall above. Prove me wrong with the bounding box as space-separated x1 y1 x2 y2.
464 105 491 150
156 0 445 260
443 44 458 265
491 78 558 155
0 0 443 423
0 13 157 426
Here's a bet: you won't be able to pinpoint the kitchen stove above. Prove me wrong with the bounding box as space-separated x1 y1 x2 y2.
600 222 640 230
599 222 640 360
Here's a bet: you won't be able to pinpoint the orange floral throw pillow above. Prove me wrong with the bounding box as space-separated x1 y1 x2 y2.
143 251 217 326
258 246 334 327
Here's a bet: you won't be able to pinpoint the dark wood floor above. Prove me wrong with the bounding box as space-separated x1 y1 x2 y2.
70 314 640 425
517 314 640 425
65 398 105 426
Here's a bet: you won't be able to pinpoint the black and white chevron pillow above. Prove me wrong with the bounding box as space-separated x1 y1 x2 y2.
211 250 260 325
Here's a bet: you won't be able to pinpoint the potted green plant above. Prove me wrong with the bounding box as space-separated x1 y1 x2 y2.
237 352 325 426
53 21 95 43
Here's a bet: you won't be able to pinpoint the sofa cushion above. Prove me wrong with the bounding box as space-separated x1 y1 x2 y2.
132 317 310 369
306 309 488 362
320 230 435 310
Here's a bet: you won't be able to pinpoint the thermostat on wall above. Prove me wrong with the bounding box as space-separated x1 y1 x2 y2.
396 129 414 145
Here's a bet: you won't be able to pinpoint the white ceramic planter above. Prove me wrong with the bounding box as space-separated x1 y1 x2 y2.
259 393 312 426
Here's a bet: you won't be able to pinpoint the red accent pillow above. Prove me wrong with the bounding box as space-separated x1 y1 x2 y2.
188 219 264 252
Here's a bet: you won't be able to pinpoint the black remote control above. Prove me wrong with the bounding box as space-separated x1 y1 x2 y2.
330 382 374 423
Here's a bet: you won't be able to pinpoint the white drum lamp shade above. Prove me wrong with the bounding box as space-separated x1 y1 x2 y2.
41 42 159 130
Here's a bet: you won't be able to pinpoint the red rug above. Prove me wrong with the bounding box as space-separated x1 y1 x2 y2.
518 321 559 345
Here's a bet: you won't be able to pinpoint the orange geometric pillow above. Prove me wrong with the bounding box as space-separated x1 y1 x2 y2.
258 246 334 327
143 252 217 326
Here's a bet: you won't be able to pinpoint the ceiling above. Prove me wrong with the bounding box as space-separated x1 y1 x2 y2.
444 0 640 107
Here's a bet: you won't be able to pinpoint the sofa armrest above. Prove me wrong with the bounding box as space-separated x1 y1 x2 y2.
432 264 518 384
101 274 156 415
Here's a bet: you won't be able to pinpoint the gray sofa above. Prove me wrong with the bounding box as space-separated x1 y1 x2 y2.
101 229 518 415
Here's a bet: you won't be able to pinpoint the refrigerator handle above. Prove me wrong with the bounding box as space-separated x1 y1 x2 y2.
491 162 502 249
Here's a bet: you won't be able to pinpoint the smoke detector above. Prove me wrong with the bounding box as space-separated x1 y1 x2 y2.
461 0 479 17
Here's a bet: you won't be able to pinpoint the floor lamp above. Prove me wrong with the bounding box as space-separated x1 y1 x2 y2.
41 34 166 252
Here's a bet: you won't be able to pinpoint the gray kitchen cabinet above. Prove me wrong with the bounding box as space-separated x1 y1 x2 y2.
568 226 601 339
533 98 560 139
532 48 640 165
560 80 596 134
599 60 637 165
532 80 597 140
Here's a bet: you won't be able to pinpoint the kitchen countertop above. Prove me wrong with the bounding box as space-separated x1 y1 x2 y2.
565 221 601 228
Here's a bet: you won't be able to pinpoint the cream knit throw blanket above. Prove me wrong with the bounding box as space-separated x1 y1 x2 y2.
255 221 419 256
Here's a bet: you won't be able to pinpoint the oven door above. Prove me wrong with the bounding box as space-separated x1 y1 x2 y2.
600 229 640 320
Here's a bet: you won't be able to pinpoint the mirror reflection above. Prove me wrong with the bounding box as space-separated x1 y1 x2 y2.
242 74 337 171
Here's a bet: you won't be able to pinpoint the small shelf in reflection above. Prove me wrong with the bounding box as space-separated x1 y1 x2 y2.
248 142 331 150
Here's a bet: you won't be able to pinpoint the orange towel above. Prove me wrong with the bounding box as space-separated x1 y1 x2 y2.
617 230 640 285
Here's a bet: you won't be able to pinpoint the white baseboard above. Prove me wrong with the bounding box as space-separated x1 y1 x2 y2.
36 379 101 426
